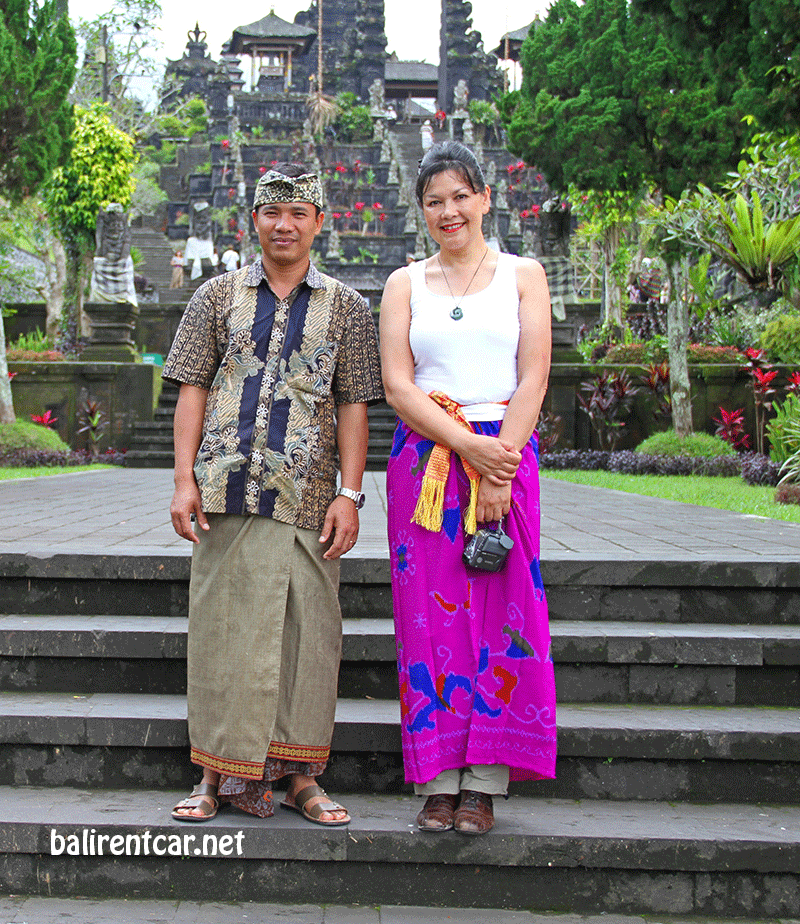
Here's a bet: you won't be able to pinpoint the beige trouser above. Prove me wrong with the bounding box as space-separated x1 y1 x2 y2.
414 764 510 796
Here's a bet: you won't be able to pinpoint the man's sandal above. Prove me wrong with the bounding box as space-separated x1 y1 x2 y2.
171 782 219 822
280 784 350 827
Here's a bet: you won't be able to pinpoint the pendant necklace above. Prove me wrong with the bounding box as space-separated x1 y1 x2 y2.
439 247 489 320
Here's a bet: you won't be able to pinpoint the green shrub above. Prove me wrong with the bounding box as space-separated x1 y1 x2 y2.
333 93 373 142
9 328 51 352
0 420 69 452
635 429 736 458
767 392 800 464
603 343 742 365
761 315 800 364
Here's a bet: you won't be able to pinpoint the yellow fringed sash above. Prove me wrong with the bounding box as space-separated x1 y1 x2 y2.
412 391 482 535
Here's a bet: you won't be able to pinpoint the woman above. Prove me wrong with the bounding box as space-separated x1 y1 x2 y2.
380 141 557 836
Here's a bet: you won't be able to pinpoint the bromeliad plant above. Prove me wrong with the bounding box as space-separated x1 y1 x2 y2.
77 393 108 458
578 371 639 451
640 362 671 428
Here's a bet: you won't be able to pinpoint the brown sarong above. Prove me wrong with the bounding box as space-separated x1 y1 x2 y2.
187 513 342 779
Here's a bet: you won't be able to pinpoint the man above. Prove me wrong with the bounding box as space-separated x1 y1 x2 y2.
164 165 384 825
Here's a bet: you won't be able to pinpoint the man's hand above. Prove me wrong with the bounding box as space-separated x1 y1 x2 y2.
170 479 209 543
319 495 359 560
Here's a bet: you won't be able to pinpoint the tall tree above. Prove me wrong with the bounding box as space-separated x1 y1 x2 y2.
505 0 752 435
0 0 76 424
45 103 137 339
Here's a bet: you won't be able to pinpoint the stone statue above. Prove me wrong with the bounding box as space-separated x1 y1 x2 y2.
539 197 571 258
462 116 474 146
453 79 469 117
368 78 386 116
90 203 137 306
326 227 342 261
496 178 509 211
388 158 400 185
485 160 497 185
509 208 521 237
380 136 391 163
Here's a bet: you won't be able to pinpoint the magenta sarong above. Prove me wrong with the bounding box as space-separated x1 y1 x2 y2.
387 419 557 784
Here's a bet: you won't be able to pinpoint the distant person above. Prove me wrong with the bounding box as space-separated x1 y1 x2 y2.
380 141 557 835
435 109 446 131
221 247 239 273
170 251 184 289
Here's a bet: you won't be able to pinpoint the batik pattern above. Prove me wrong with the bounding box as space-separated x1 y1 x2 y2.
387 419 557 784
163 261 384 529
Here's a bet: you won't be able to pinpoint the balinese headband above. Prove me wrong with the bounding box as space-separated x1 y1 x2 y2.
252 170 323 210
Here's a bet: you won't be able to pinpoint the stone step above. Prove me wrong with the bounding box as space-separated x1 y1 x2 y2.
0 786 798 917
0 693 798 803
2 551 798 626
1 897 756 924
1 615 798 707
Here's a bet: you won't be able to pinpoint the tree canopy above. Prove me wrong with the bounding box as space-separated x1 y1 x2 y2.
506 0 744 199
46 103 137 246
0 0 77 203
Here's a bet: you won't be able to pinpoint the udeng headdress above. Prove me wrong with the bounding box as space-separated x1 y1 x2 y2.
252 170 323 210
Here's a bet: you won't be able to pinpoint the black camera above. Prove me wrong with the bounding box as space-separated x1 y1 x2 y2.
462 524 514 572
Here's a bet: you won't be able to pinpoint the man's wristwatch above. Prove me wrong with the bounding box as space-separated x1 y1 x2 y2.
337 487 365 509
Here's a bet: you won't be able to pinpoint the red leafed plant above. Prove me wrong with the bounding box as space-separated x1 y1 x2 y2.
745 348 778 455
31 410 58 429
712 407 750 451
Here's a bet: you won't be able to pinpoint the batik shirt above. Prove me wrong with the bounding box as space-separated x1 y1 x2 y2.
163 261 384 530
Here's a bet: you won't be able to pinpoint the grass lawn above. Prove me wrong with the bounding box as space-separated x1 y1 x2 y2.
541 469 800 524
0 466 115 481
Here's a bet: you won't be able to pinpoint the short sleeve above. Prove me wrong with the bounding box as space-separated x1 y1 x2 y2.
162 282 222 388
332 289 385 406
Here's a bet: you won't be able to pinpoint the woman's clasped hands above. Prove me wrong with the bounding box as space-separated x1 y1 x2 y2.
461 433 520 524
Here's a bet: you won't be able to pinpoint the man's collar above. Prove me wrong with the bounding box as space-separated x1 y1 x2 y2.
245 259 326 291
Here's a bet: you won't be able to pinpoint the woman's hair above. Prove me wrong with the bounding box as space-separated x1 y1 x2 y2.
416 141 486 205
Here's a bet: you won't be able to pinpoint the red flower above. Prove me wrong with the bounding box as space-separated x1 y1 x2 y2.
31 410 58 429
516 161 525 170
345 211 352 218
235 230 244 241
259 165 267 174
536 173 544 183
332 212 342 219
379 213 386 221
506 164 515 174
7 371 17 380
227 218 237 230
532 204 541 216
355 202 365 211
221 139 230 150
335 162 346 173
227 187 236 199
753 368 779 387
354 160 361 172
745 347 766 361
270 160 277 166
373 201 383 209
521 209 530 218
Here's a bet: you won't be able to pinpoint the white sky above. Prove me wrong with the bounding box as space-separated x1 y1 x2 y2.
67 0 549 89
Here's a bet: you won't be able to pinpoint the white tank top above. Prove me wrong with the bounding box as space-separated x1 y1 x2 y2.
407 252 521 420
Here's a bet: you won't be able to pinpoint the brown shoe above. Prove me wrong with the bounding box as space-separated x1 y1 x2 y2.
454 790 494 835
416 793 458 831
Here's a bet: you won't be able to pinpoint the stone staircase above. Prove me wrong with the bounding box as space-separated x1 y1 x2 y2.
0 549 799 915
125 383 398 470
130 226 178 296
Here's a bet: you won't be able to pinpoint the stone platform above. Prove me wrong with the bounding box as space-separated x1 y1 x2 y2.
1 469 799 919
